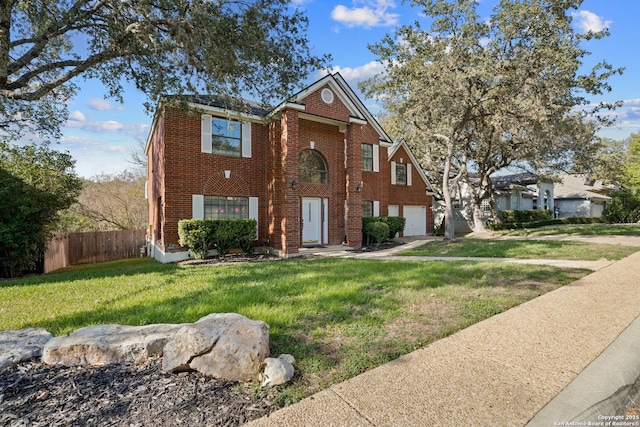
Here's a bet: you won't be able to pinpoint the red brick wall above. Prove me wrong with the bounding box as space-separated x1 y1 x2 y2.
296 119 346 245
156 106 272 252
147 87 433 256
387 144 434 235
303 85 351 122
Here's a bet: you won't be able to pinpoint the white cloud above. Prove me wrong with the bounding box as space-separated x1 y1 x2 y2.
88 98 122 111
331 1 399 28
320 61 386 83
572 10 612 33
65 119 150 139
68 110 86 121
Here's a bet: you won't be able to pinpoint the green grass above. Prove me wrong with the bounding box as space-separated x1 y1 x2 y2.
400 238 638 260
496 223 640 237
0 257 588 405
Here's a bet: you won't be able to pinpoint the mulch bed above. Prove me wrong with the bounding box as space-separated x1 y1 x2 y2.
0 358 274 427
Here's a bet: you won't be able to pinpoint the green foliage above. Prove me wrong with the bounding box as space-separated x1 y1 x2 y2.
361 0 621 235
362 216 406 240
364 222 389 247
488 216 605 231
1 0 330 142
178 219 257 259
178 220 216 259
499 210 552 224
603 189 640 223
214 221 238 257
623 134 640 189
0 142 82 277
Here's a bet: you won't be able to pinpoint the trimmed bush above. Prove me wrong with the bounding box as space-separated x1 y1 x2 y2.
178 219 257 258
487 216 605 231
362 216 406 240
178 220 217 259
499 209 552 223
365 222 389 247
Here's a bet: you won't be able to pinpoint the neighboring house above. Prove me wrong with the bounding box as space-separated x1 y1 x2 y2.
553 174 612 218
491 173 555 212
145 73 434 262
433 173 555 233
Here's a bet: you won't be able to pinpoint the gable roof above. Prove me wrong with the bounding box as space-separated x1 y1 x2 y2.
388 138 434 191
269 72 394 146
554 174 612 201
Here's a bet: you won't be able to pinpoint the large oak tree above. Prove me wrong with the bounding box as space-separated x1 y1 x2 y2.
0 0 330 140
362 0 621 238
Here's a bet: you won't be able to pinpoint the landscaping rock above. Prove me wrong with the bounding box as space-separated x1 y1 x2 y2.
0 328 53 371
260 354 296 387
162 313 270 382
42 323 185 366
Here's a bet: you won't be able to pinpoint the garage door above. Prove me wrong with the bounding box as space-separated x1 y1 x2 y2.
403 205 427 236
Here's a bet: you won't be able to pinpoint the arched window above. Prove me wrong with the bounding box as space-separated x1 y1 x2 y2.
299 150 328 184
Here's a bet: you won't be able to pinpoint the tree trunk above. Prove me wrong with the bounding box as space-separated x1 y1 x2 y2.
470 200 487 233
441 140 456 240
0 1 13 88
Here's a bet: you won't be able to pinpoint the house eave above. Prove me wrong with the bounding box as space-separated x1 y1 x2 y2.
188 102 265 122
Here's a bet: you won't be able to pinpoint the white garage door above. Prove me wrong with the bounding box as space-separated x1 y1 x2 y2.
403 205 427 236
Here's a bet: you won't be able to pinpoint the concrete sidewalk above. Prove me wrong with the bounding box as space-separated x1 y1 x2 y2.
247 249 640 426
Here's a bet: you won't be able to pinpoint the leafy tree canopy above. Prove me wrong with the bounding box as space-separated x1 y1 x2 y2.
362 0 622 237
0 0 330 141
624 133 640 189
0 142 82 277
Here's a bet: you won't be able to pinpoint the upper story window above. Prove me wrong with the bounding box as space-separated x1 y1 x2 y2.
299 149 328 184
204 196 248 220
395 163 407 186
212 117 241 157
202 114 251 158
362 144 373 171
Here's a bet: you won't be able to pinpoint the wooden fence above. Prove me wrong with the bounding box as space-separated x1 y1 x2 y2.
44 229 147 273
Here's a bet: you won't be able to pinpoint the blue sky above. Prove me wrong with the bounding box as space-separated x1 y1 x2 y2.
60 0 640 177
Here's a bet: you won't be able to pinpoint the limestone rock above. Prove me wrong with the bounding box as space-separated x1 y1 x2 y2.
42 323 184 366
260 354 295 387
0 328 53 371
162 313 270 381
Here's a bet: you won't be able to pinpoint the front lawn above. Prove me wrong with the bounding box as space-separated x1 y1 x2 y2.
400 238 638 260
0 257 588 405
496 223 640 237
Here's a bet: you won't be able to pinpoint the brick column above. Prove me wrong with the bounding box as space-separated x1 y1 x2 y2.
280 109 300 255
345 124 363 248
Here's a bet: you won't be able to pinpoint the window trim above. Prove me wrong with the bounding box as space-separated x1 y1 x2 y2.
299 149 328 184
362 144 373 171
395 163 407 186
201 114 252 158
204 196 249 220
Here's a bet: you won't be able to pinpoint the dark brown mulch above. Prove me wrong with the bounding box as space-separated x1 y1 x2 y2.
0 358 274 427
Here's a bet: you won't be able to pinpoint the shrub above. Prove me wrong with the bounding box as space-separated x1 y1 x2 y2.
178 219 257 258
362 216 406 240
604 189 640 223
487 216 605 231
178 220 216 259
498 209 552 223
365 222 389 247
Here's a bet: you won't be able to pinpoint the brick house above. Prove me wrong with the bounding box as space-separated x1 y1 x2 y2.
145 73 434 262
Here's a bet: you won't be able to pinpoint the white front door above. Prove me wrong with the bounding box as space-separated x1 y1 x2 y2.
302 198 322 245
